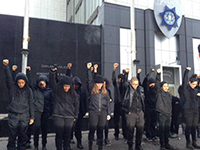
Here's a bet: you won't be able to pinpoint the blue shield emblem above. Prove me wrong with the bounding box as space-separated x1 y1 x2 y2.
154 0 182 38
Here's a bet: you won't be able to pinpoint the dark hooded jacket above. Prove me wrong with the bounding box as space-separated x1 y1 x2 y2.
181 69 199 110
155 73 172 117
4 66 34 119
86 69 110 115
26 70 54 114
49 70 79 119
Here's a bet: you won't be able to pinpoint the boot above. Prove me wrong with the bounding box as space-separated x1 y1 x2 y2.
77 141 84 149
197 125 200 138
88 141 93 150
128 144 133 150
98 139 103 150
42 146 47 150
192 141 200 149
186 141 194 150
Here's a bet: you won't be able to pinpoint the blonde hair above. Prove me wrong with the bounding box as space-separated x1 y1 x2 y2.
91 83 107 96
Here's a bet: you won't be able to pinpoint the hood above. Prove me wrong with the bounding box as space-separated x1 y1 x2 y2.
72 76 82 87
15 72 28 83
36 75 49 85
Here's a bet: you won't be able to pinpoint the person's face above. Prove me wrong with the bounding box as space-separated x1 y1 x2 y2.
96 83 103 90
118 78 121 83
17 79 26 88
149 83 155 88
130 80 139 90
63 84 71 92
189 81 198 89
73 83 80 89
162 83 169 92
38 81 46 89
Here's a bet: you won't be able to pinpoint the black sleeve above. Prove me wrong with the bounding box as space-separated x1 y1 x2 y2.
4 66 13 90
26 69 35 90
49 70 58 93
156 72 161 93
66 68 72 77
137 73 142 86
86 69 94 95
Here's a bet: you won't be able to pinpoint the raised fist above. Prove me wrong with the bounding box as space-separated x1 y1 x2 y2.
51 68 57 72
87 62 92 69
126 68 130 73
113 63 119 68
186 67 191 71
157 68 161 73
137 69 142 74
3 59 9 66
26 66 31 71
151 69 155 72
12 65 18 71
94 64 98 69
67 63 72 69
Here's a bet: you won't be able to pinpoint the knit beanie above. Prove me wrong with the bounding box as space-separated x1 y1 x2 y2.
94 75 104 83
147 78 155 85
118 74 123 79
60 76 72 85
37 75 48 84
160 81 167 87
15 72 28 83
189 74 198 83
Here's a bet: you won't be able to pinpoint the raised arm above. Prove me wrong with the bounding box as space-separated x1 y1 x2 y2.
137 69 142 86
156 69 161 92
112 63 118 86
86 62 94 95
12 65 18 81
3 59 13 90
49 67 58 93
26 66 35 90
182 67 191 91
66 63 72 77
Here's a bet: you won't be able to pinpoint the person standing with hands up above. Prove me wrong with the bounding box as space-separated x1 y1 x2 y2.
3 59 34 150
86 62 111 150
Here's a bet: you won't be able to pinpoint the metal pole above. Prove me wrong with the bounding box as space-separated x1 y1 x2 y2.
131 0 136 77
21 0 30 74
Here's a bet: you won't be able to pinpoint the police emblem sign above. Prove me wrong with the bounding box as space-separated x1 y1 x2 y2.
154 0 182 38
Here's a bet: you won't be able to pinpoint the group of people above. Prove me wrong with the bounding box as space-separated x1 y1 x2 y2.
2 58 200 150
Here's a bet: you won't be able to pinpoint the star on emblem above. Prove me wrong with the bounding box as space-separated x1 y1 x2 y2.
159 5 180 30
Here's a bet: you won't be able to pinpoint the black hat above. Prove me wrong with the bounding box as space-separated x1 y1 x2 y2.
160 81 167 87
15 73 28 83
60 76 72 85
147 78 155 85
37 75 48 84
118 74 123 79
189 74 198 83
94 75 104 83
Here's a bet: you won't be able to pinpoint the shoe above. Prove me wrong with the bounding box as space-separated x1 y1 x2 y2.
70 140 75 144
88 141 93 150
152 136 159 142
34 147 39 150
98 139 103 150
104 138 111 146
170 133 178 138
186 142 194 150
77 142 84 149
160 146 165 150
25 143 31 149
124 139 127 144
146 137 152 142
165 143 174 149
192 141 200 149
42 146 47 150
114 134 119 140
135 145 143 150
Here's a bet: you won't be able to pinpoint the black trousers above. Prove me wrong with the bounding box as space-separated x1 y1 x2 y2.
33 111 50 147
71 113 84 142
7 112 29 150
170 110 180 134
144 107 158 139
126 111 144 148
54 117 74 150
158 113 171 147
113 103 127 139
183 108 199 143
88 110 107 141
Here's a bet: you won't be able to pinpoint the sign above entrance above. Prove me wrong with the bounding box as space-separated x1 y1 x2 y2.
154 0 182 38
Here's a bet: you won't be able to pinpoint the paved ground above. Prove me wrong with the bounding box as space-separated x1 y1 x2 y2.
1 129 200 150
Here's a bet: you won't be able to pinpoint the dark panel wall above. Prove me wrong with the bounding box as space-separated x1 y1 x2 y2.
0 14 101 113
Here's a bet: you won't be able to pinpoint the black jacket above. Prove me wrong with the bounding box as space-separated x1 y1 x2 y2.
112 70 128 103
181 69 199 110
122 83 145 114
49 71 79 119
4 66 34 119
26 70 54 114
155 73 172 117
86 69 110 115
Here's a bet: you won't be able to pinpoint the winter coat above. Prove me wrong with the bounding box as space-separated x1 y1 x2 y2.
122 82 145 114
181 69 199 110
49 71 79 119
155 73 172 117
86 69 110 114
4 66 34 119
26 70 54 114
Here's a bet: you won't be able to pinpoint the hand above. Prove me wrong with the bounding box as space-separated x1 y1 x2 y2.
29 119 34 125
26 66 31 71
157 68 161 73
51 68 57 72
12 65 18 71
3 59 9 66
67 63 72 69
198 74 200 79
137 69 142 74
74 119 76 122
87 62 92 69
151 69 155 72
110 99 112 102
126 68 130 73
94 64 98 69
85 112 89 116
197 93 200 97
107 115 111 120
91 66 94 72
186 67 191 71
113 63 119 70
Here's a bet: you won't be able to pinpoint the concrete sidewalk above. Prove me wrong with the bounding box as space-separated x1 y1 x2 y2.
0 129 200 150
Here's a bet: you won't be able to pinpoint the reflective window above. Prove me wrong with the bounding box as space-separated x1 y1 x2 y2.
193 38 200 74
